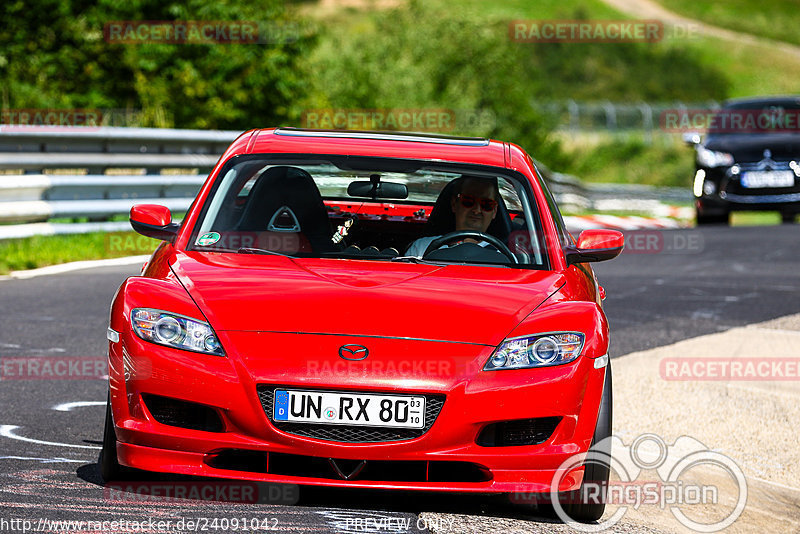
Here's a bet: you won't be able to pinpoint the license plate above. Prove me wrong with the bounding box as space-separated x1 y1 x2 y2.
740 170 795 188
273 390 425 429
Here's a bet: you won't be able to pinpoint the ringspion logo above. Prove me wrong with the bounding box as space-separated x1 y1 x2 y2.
512 433 747 532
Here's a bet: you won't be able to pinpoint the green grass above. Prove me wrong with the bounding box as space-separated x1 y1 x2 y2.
658 0 800 47
559 133 694 187
730 212 783 226
0 232 158 274
666 34 800 98
422 0 800 98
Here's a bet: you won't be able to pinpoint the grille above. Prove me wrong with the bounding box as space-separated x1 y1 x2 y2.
476 417 561 447
207 450 491 482
257 385 445 443
141 393 225 433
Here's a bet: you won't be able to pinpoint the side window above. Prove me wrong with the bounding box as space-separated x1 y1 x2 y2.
498 177 523 211
531 159 573 248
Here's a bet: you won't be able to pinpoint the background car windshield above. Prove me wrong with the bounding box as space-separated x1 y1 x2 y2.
708 99 800 136
190 158 546 268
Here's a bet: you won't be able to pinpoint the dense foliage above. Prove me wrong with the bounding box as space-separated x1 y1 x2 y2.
308 2 728 165
1 0 728 163
0 0 313 128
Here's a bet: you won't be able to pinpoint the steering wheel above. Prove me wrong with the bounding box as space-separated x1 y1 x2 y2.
423 231 518 264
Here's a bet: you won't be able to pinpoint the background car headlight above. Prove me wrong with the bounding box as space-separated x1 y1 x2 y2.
131 308 224 356
696 146 734 168
484 332 584 370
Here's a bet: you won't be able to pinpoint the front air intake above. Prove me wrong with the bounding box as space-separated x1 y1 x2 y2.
476 417 561 447
141 393 225 433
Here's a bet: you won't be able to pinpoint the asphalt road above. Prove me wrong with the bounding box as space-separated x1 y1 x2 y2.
594 225 800 356
0 224 798 533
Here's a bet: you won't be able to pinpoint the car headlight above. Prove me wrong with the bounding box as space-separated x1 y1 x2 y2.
696 146 734 168
484 332 584 370
131 308 224 356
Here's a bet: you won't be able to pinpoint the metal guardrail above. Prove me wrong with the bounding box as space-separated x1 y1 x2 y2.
0 126 241 238
535 100 722 135
0 125 689 240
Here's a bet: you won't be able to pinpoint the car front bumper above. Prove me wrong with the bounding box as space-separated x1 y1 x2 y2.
108 330 607 494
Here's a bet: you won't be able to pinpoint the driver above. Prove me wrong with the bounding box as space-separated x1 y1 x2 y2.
405 176 499 257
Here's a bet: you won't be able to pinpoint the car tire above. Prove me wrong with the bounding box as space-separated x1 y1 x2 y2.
781 212 796 224
559 364 612 523
696 210 729 225
99 394 135 482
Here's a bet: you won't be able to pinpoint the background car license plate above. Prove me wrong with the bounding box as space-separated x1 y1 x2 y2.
273 390 425 429
740 170 795 188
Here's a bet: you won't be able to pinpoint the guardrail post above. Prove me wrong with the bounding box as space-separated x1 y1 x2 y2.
639 102 653 145
603 101 617 131
568 100 579 133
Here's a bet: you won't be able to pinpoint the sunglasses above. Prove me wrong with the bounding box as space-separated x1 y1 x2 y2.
456 193 498 212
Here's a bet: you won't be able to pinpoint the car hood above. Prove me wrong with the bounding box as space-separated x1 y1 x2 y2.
705 133 800 161
170 251 564 346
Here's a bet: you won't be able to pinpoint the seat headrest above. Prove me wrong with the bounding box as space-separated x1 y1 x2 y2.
235 166 336 252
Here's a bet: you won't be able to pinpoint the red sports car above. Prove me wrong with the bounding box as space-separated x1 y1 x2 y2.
102 128 623 521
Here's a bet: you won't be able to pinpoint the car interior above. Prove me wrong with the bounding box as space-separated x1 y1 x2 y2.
192 160 545 267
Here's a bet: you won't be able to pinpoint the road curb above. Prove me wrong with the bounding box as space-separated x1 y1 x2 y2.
0 255 150 281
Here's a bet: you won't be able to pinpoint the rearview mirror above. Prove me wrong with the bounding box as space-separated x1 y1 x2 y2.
348 175 408 200
130 204 179 242
565 229 624 265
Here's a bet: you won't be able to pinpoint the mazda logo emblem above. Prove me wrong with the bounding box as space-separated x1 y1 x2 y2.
339 344 369 361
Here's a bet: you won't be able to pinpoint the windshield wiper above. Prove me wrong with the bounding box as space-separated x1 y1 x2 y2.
237 247 290 257
390 255 448 265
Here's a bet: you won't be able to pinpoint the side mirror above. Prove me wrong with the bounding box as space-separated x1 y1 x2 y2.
682 132 702 146
130 204 179 242
565 229 624 265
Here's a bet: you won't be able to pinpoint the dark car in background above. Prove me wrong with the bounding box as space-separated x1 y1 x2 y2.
686 96 800 225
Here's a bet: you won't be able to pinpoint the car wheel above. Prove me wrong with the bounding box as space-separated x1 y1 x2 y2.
559 365 612 522
696 210 729 225
781 212 796 224
99 394 134 482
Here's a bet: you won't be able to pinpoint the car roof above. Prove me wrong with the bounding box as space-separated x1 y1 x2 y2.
723 95 800 108
223 127 511 168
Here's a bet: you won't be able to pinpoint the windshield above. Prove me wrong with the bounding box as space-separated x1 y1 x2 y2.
707 100 800 136
189 156 548 269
